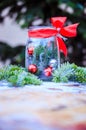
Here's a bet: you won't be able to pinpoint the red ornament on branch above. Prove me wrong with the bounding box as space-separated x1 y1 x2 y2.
44 67 52 77
28 46 34 55
28 64 37 73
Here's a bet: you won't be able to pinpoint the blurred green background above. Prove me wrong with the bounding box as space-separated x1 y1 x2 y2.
0 0 86 67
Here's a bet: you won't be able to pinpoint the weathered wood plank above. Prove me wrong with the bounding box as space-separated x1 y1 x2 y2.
0 82 86 130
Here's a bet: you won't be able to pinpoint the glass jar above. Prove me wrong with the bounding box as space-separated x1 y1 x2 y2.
25 26 60 81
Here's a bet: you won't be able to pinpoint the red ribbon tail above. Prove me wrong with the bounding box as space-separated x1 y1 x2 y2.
56 37 67 57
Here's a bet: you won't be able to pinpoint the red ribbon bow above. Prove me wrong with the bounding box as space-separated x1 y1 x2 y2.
28 17 79 56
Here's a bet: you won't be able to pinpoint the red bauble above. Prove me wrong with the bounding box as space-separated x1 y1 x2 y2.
28 64 37 73
44 67 52 76
28 46 34 55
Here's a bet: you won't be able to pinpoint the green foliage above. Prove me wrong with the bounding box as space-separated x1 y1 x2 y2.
0 65 42 86
53 62 86 83
0 0 86 67
0 68 4 80
32 42 58 71
34 45 45 59
74 67 86 83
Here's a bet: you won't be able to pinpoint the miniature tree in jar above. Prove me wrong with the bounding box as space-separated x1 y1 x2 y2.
25 17 79 80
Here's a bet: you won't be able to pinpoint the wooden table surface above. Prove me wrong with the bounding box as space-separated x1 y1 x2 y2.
0 82 86 130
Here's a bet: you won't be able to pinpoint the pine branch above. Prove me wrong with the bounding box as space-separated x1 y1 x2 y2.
0 65 42 86
53 62 86 83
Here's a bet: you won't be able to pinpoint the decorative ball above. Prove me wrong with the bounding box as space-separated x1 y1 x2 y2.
49 59 57 68
28 64 37 73
28 46 34 55
44 67 52 76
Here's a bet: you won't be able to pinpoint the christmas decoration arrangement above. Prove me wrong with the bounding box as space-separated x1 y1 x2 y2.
26 16 79 80
0 17 85 86
0 62 85 87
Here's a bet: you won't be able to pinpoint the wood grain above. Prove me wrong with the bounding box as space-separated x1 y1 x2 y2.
0 82 86 130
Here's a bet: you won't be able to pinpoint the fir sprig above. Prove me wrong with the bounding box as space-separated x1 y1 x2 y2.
0 65 42 86
52 62 86 83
